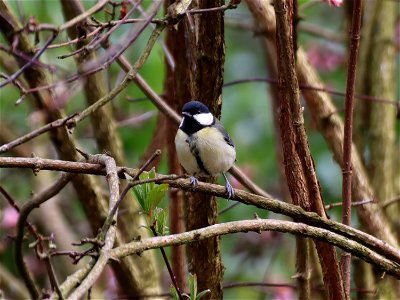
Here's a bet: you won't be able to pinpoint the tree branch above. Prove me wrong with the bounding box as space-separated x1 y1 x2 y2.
1 156 399 266
341 2 363 294
15 173 75 298
66 154 119 300
109 219 400 278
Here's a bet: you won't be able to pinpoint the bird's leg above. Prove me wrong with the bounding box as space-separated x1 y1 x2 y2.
189 176 198 186
222 172 234 199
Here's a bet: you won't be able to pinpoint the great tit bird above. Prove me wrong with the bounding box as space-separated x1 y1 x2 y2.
175 100 236 198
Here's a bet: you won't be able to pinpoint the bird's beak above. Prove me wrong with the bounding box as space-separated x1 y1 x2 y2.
182 112 191 117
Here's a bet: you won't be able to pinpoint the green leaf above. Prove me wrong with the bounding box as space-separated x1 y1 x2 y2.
170 285 180 300
153 207 168 235
148 183 168 211
189 273 197 300
196 289 211 300
131 169 168 216
132 184 147 213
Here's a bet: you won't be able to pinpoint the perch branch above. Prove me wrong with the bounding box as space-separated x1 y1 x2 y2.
1 156 399 266
110 219 400 278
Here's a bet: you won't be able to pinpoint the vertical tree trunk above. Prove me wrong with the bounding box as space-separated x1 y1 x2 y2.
264 41 311 300
185 1 225 297
273 1 345 299
164 1 225 298
164 2 190 286
353 1 399 298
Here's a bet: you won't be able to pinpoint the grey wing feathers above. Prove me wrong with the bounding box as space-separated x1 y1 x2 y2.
214 120 235 148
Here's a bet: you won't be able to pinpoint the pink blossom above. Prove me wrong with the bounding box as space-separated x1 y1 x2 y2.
324 0 343 7
1 207 19 229
272 286 295 300
307 43 345 72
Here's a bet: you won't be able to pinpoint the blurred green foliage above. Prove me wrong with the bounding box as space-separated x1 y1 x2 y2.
1 1 396 299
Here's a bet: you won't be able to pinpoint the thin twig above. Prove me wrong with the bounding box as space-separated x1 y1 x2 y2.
0 32 57 88
218 201 241 215
85 0 143 52
66 153 120 300
0 186 37 237
58 0 109 32
65 21 166 130
0 44 55 70
97 150 161 242
15 173 75 299
325 199 374 210
341 1 363 296
188 1 237 14
150 226 184 300
223 77 399 107
381 196 400 209
223 281 376 293
43 255 64 300
1 156 399 266
0 113 78 154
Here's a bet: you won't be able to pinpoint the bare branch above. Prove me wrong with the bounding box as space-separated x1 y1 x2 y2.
67 154 119 300
341 2 363 295
1 156 399 266
110 219 400 278
15 173 75 299
0 33 57 88
58 0 109 32
0 113 78 154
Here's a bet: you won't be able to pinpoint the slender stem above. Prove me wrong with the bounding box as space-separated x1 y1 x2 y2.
224 77 399 107
43 256 64 300
0 32 57 88
98 150 161 241
58 0 109 31
0 113 78 154
15 173 75 299
341 0 363 297
150 226 184 300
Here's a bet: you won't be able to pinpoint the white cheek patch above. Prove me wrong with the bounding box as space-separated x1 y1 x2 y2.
194 113 214 126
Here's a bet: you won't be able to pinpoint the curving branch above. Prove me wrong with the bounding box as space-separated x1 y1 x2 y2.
109 219 400 279
15 173 75 298
66 154 119 300
1 156 399 266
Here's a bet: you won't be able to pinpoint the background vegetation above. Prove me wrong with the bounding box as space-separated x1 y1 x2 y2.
0 0 399 299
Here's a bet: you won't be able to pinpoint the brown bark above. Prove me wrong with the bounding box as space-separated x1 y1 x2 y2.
341 1 363 296
59 1 161 297
245 0 398 249
163 8 189 287
264 40 311 300
185 1 225 296
354 1 399 298
163 0 225 298
273 1 345 299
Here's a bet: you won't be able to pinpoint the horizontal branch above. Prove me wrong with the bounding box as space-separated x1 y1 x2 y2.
1 156 399 266
109 219 400 278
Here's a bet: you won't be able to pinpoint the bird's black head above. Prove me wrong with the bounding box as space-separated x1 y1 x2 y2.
179 100 214 135
181 100 210 116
